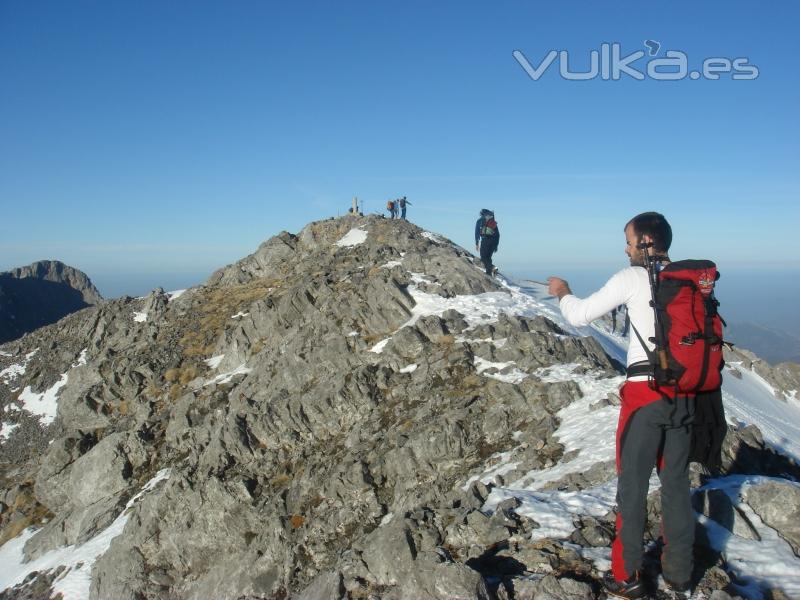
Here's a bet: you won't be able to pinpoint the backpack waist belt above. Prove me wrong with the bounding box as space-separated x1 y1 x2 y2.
626 361 653 379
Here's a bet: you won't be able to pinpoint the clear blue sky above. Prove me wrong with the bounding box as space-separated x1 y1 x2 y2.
1 1 798 299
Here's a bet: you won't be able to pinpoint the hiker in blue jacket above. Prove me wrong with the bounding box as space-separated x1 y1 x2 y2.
474 209 500 275
398 196 411 220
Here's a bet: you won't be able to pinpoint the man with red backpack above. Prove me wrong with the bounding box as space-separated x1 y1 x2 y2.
475 209 500 276
548 212 724 599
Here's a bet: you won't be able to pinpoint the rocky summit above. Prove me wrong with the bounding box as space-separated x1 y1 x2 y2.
1 215 799 600
0 260 103 345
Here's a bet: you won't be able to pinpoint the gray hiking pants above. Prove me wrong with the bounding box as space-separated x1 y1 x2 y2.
612 380 695 585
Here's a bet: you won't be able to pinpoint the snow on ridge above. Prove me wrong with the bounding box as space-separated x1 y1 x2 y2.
18 374 69 426
0 363 27 385
335 227 368 248
75 349 88 367
203 363 252 386
421 231 446 244
0 348 40 386
167 289 186 301
473 357 528 384
0 469 171 600
381 260 403 269
721 364 800 462
204 355 225 370
370 339 390 354
0 422 20 442
0 351 12 357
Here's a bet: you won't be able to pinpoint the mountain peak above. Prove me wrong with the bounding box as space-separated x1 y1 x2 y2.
0 260 103 344
1 218 799 599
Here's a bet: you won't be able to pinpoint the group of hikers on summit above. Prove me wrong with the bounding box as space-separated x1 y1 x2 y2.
386 196 411 220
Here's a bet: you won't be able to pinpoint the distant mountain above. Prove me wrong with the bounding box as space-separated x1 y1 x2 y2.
0 260 103 344
725 321 800 365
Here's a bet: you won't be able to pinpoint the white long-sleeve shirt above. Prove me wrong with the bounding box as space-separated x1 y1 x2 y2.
559 266 655 372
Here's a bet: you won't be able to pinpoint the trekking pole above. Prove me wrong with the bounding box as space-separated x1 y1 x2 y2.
638 242 671 373
523 279 549 286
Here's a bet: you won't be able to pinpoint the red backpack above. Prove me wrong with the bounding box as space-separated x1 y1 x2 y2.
634 258 725 393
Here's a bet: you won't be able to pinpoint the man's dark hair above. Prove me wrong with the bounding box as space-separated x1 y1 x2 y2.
626 212 672 253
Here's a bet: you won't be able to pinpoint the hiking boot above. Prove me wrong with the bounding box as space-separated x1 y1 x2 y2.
604 570 649 599
663 578 690 599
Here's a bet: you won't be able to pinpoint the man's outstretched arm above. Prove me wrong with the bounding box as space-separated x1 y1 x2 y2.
548 270 633 327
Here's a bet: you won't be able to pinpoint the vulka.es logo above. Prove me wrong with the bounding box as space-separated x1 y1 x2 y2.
513 41 759 81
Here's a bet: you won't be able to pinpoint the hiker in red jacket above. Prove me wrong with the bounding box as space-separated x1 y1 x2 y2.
548 213 695 599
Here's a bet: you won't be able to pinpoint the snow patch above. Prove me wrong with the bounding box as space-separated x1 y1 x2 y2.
722 365 800 461
204 355 225 370
0 348 39 386
370 339 390 354
381 260 403 269
399 364 418 374
75 349 88 367
0 363 27 385
335 227 368 248
0 422 19 442
133 311 147 323
167 289 186 301
231 311 249 319
421 231 446 244
18 374 69 426
204 363 252 386
473 357 528 384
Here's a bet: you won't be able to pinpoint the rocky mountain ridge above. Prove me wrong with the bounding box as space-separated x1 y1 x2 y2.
1 215 799 600
0 260 103 345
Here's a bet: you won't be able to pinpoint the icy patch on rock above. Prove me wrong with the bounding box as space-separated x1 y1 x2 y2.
370 339 391 354
0 348 39 386
204 355 225 370
473 357 527 384
335 227 368 248
0 422 20 442
421 231 446 244
204 363 252 386
167 289 186 301
18 374 69 426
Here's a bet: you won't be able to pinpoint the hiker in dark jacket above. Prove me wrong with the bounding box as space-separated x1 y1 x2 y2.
398 196 412 220
474 209 500 275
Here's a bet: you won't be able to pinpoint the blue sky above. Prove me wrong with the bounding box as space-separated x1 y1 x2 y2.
1 1 798 299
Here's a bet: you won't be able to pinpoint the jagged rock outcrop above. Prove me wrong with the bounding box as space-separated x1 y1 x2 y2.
0 260 103 344
1 215 798 600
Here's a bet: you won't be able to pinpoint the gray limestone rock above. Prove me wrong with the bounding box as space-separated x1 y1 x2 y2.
743 479 800 556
